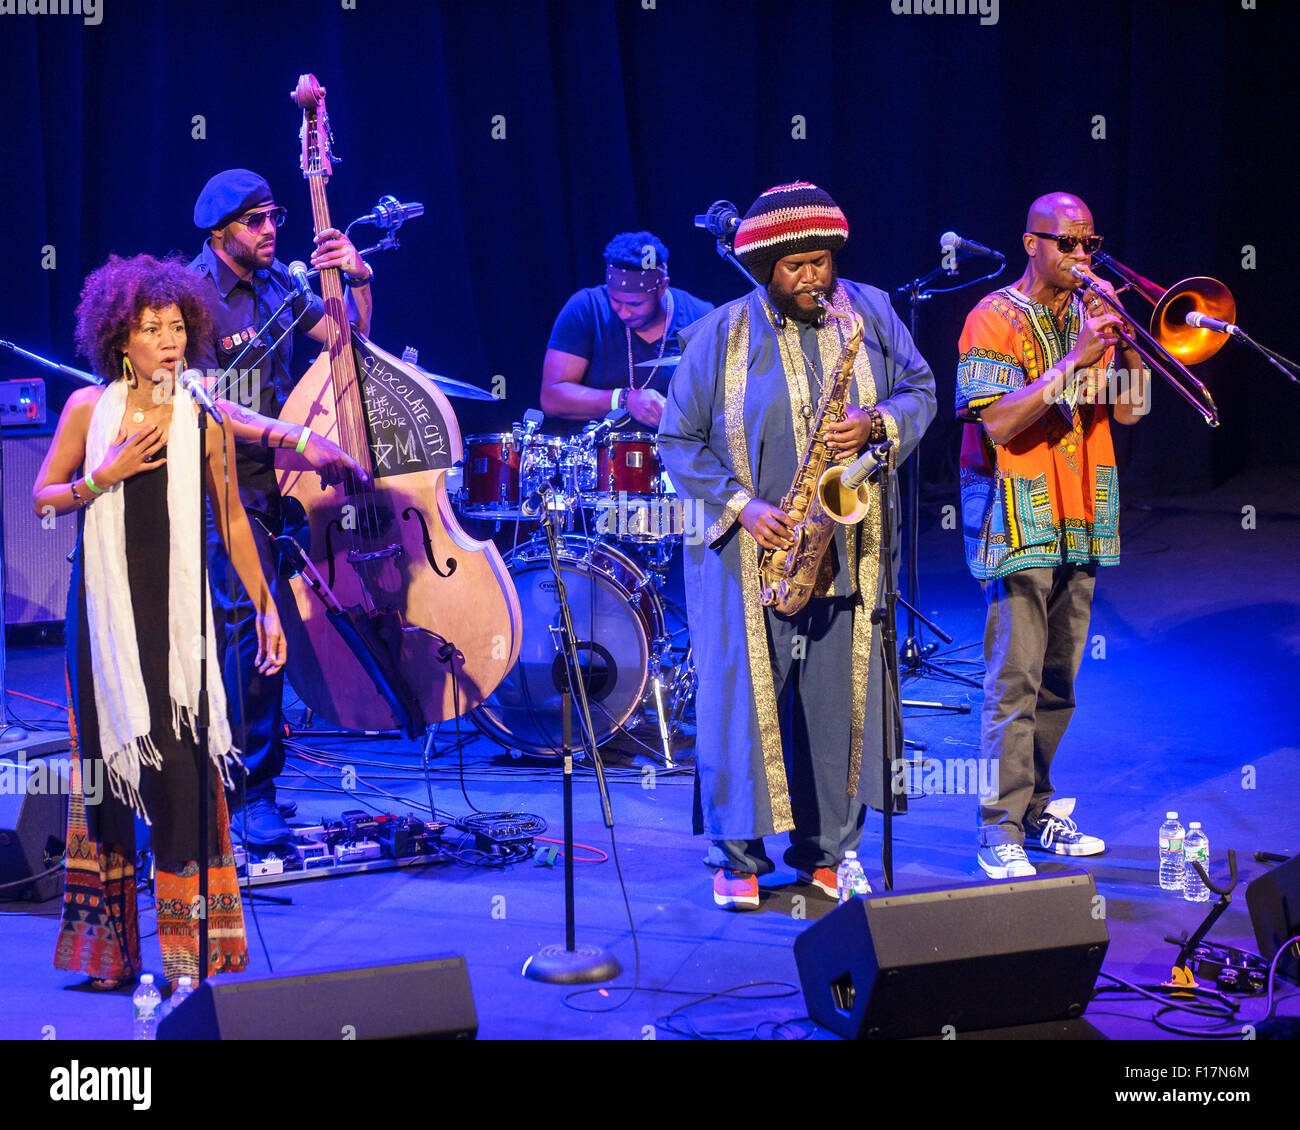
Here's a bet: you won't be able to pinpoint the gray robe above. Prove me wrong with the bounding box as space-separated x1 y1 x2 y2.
658 281 937 839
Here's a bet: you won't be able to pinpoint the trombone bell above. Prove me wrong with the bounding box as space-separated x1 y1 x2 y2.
1092 251 1236 365
1151 276 1237 364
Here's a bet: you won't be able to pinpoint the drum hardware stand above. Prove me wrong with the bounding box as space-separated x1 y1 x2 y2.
649 677 675 769
522 485 620 984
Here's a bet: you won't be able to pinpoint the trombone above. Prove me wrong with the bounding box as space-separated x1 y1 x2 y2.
1069 252 1234 427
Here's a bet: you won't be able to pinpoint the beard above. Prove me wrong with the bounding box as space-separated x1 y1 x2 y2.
221 229 274 273
766 264 839 324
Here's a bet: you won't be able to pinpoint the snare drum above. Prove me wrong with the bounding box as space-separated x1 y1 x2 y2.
459 431 562 519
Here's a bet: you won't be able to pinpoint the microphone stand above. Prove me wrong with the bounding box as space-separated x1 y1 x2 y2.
0 339 102 387
869 444 906 891
891 259 1002 700
192 388 218 983
522 485 620 984
694 202 763 291
1222 328 1300 386
206 293 313 910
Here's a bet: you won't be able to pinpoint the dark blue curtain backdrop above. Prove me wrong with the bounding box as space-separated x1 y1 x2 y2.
3 0 1295 494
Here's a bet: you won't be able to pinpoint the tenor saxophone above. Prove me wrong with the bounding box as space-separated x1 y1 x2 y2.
758 292 872 615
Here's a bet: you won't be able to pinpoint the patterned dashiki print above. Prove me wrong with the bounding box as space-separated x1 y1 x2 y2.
956 286 1121 581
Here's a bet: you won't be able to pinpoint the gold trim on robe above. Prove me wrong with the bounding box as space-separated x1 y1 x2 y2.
704 487 753 548
724 302 793 832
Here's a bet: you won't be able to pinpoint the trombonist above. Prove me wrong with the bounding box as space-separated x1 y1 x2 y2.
955 191 1149 881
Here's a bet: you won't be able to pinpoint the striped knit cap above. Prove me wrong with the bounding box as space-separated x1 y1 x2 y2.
733 182 848 284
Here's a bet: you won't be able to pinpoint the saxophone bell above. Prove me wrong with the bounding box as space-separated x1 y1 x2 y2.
817 464 872 526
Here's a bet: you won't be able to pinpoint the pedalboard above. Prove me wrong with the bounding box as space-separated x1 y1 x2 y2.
234 809 450 886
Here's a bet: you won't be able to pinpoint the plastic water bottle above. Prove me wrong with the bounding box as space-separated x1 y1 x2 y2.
1158 812 1185 891
836 851 870 903
165 975 194 1021
1182 822 1210 903
132 973 162 1040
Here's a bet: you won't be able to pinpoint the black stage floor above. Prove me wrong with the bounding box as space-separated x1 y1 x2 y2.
3 466 1298 1044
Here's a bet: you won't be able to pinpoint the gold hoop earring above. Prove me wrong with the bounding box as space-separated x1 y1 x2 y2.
122 356 137 389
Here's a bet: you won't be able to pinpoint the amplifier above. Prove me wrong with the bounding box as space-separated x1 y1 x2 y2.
3 429 76 626
0 380 47 426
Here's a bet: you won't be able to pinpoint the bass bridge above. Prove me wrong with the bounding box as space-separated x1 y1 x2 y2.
347 543 405 566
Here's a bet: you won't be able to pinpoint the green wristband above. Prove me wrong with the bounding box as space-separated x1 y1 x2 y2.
295 427 313 455
84 471 105 495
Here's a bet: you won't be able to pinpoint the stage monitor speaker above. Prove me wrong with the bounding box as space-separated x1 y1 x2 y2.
1246 853 1300 986
157 955 478 1040
0 752 69 902
794 869 1109 1039
3 428 76 627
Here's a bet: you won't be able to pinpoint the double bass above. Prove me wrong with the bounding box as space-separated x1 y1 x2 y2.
274 73 521 736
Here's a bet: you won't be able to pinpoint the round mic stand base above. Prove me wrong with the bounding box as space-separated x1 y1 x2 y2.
523 944 622 985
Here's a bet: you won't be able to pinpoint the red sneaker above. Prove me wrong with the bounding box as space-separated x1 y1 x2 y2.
713 868 760 910
797 867 849 899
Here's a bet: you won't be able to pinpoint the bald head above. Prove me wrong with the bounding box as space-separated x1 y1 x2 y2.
1026 192 1092 234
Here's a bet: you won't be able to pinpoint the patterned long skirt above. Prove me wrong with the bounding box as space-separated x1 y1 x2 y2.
53 700 250 984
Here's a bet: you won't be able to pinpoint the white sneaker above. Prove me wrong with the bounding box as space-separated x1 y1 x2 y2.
977 843 1037 878
1026 799 1106 856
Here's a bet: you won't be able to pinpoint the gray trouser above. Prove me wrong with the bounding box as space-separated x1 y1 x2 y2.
708 597 865 876
978 563 1096 847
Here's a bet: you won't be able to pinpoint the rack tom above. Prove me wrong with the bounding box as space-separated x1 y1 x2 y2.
459 431 562 519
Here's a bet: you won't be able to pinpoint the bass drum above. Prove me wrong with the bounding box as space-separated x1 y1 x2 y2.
470 535 664 755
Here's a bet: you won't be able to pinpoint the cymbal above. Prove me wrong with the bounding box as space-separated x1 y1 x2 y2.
409 364 498 401
634 354 682 369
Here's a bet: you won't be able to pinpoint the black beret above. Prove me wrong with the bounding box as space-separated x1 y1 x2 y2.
194 169 273 230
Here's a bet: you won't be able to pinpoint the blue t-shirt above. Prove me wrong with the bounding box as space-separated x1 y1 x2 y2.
546 285 714 394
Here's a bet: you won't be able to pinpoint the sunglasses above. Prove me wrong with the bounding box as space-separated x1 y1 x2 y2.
237 206 288 232
1029 231 1104 255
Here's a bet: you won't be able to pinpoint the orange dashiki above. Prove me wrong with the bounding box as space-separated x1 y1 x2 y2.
956 287 1120 580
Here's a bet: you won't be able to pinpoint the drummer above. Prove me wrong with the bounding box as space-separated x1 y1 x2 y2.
540 232 713 433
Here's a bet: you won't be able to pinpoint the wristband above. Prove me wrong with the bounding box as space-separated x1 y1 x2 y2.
345 263 373 287
295 426 314 455
84 471 105 495
610 388 620 412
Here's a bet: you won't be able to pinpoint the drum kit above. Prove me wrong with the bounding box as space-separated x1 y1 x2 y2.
445 401 695 762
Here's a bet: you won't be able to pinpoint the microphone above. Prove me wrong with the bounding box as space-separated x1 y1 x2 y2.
521 408 545 437
363 195 425 230
520 483 553 517
287 260 312 298
840 440 893 491
940 231 1005 261
694 200 742 240
583 407 625 446
178 368 225 425
1185 310 1242 336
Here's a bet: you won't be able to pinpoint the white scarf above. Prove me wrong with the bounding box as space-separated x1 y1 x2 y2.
82 379 240 820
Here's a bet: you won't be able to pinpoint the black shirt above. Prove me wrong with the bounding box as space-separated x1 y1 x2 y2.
188 239 325 515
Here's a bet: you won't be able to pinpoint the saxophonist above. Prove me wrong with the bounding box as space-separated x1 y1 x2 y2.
658 183 936 911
